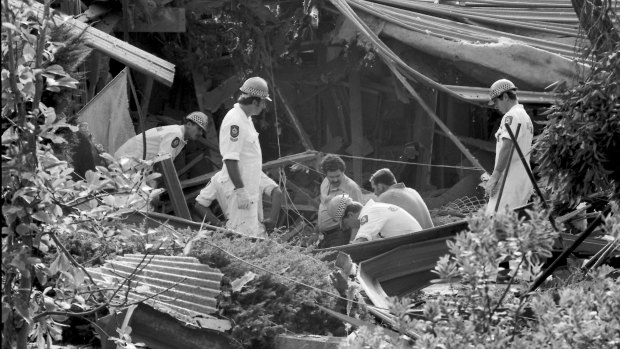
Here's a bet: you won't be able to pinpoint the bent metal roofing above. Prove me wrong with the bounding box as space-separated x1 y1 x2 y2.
329 0 588 104
349 0 587 59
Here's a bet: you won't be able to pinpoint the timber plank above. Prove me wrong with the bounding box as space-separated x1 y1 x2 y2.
9 0 175 86
161 158 191 219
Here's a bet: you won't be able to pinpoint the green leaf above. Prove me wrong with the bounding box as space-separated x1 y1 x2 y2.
34 264 49 285
2 22 18 32
14 299 32 326
32 211 53 223
10 247 31 277
15 223 31 236
22 43 35 62
44 64 65 75
49 252 71 275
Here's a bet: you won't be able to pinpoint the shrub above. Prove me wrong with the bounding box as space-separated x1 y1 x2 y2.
340 206 620 348
190 232 354 348
534 44 620 207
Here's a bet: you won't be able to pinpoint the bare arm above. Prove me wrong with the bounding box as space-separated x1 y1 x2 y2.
266 188 283 223
493 138 512 175
224 159 244 189
487 138 512 196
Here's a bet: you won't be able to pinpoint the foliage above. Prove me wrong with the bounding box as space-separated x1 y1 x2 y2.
161 0 320 80
519 265 620 349
534 42 620 207
191 231 354 348
2 1 162 347
340 206 620 348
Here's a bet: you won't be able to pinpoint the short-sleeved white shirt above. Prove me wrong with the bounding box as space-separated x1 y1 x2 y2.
486 104 534 214
114 125 186 162
219 104 262 190
353 200 423 242
195 171 278 221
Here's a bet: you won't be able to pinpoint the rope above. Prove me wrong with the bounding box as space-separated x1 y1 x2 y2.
130 210 385 311
336 153 483 171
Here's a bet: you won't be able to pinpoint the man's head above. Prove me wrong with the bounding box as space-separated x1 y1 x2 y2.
488 79 518 114
326 194 363 230
369 168 397 196
238 77 271 116
321 154 346 188
185 111 209 140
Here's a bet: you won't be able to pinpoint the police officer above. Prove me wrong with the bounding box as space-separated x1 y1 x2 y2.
114 111 209 165
219 77 271 236
484 79 534 214
326 194 422 244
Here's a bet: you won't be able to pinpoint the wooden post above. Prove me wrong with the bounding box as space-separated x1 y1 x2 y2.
349 70 363 184
141 76 154 115
389 65 485 173
10 0 176 86
161 158 191 220
411 89 436 190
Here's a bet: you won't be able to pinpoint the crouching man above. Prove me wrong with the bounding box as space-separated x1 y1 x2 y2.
194 170 283 236
326 194 423 244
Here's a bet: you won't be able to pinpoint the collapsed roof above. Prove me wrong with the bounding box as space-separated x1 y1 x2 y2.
328 0 592 104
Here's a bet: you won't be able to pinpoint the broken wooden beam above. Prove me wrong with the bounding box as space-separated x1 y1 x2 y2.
180 151 321 189
262 150 321 171
161 158 192 219
275 87 315 150
178 153 205 177
10 0 175 86
180 170 218 189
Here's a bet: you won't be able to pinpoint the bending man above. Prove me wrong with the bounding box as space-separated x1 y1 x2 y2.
370 168 434 229
326 194 422 244
114 112 208 165
194 171 282 234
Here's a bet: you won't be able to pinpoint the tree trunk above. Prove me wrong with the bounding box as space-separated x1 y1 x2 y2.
571 0 620 57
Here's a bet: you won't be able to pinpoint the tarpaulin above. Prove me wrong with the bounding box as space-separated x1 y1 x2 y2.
78 68 136 154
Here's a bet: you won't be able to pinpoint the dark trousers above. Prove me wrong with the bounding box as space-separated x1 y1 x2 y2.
319 227 351 248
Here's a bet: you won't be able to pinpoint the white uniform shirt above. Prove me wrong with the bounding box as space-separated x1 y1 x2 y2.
218 103 263 236
195 171 278 222
114 125 186 163
353 200 423 242
486 104 534 214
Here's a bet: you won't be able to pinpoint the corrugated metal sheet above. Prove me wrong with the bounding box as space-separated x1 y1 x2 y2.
351 0 584 58
88 254 223 319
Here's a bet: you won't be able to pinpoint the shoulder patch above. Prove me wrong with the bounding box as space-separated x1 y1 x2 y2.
171 137 180 148
505 115 513 126
230 125 239 138
360 215 368 225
